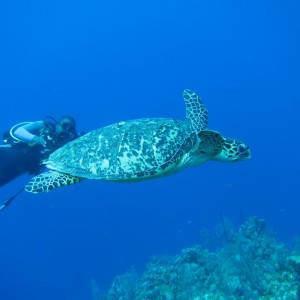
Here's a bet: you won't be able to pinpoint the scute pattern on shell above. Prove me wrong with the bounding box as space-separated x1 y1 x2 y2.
45 118 196 180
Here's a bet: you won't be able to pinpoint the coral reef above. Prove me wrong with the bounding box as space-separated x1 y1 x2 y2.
97 217 300 299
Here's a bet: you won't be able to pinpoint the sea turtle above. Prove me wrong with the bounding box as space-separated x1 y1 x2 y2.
25 89 251 193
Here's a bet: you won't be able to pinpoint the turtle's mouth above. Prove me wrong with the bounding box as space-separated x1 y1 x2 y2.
220 140 251 162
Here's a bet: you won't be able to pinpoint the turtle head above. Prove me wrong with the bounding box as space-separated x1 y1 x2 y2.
213 138 251 162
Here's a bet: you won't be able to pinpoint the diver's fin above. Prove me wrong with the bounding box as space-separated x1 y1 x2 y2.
0 188 24 211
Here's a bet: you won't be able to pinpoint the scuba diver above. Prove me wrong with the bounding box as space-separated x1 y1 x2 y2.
0 116 80 187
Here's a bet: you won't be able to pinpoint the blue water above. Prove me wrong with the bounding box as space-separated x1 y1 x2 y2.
0 0 299 299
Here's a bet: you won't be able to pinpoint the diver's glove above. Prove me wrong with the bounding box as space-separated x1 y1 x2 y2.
31 136 46 147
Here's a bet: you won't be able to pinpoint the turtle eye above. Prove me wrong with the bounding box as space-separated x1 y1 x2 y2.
239 144 249 153
238 144 251 159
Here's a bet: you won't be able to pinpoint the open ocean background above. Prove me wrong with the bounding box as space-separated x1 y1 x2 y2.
0 0 299 299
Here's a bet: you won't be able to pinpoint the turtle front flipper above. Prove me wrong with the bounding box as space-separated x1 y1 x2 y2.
183 89 208 131
25 170 84 193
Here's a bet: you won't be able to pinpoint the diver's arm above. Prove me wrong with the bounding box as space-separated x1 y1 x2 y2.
14 121 45 143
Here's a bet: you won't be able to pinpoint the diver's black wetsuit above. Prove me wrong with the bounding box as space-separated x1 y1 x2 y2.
0 118 79 187
0 143 43 186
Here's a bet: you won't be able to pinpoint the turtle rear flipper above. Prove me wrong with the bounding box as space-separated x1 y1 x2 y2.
25 170 84 193
198 130 225 158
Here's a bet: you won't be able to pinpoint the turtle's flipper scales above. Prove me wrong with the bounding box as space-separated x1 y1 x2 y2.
183 89 208 131
25 170 84 193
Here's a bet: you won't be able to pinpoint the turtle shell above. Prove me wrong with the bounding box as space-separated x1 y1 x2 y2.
45 118 197 181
